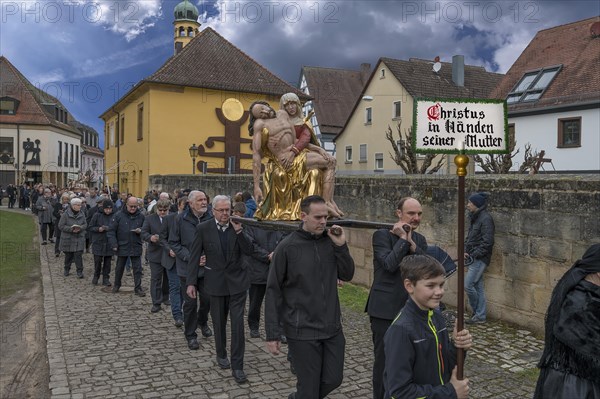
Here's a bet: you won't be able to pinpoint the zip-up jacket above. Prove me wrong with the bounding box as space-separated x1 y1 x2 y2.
264 227 355 341
384 298 459 399
465 205 494 265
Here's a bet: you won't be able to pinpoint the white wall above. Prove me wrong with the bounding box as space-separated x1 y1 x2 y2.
0 126 81 174
507 108 600 172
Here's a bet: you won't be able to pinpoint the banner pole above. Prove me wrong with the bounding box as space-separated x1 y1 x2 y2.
454 147 469 380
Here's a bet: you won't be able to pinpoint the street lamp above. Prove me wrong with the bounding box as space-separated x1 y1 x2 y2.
188 144 199 175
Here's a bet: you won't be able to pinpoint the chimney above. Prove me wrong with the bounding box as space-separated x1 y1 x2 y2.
452 55 464 87
360 63 371 85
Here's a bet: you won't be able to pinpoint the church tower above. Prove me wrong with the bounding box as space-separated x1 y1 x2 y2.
173 0 200 55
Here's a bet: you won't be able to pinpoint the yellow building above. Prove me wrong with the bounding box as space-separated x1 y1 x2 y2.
100 1 305 196
335 57 502 174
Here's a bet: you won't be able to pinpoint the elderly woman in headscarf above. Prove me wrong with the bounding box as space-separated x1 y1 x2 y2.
533 243 600 399
58 197 88 278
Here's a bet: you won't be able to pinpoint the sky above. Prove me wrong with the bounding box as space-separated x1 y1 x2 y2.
1 0 598 147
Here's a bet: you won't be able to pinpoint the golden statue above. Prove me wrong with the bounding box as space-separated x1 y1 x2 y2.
249 95 343 220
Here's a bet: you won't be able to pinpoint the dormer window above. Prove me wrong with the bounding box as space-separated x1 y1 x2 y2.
0 97 20 115
507 65 561 104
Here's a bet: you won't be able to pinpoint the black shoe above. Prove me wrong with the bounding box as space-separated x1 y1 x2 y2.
63 269 70 276
162 299 171 306
77 272 84 279
232 369 247 384
200 324 213 338
126 270 132 276
250 329 260 338
150 304 161 313
112 286 120 293
174 318 184 328
134 289 146 297
280 335 288 344
102 278 112 287
41 241 47 245
55 252 60 257
217 357 230 369
187 338 199 350
92 276 99 285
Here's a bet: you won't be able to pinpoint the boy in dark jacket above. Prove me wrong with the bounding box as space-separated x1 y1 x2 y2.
384 255 472 399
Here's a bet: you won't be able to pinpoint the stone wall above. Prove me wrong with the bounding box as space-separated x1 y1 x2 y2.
150 173 599 333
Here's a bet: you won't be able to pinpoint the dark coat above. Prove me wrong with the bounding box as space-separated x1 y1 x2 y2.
141 213 166 263
35 196 55 224
58 207 87 252
187 219 253 296
264 228 355 341
465 205 495 265
159 212 177 271
88 210 116 257
365 229 428 321
168 209 212 277
245 227 285 285
107 209 145 256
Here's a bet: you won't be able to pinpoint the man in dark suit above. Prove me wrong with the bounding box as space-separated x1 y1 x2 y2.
366 197 428 399
188 194 253 384
142 199 174 313
169 190 213 349
159 202 184 327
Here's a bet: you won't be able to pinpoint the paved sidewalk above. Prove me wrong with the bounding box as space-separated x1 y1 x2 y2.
39 240 543 398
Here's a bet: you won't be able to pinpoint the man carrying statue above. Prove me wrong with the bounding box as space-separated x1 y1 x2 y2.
249 93 343 220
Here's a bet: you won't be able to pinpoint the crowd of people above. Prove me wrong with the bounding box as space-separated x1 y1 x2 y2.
9 183 597 399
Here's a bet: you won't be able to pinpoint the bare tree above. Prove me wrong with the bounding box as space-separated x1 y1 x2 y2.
473 128 541 173
386 121 445 174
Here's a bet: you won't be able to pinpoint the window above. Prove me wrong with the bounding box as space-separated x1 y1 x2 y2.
379 68 385 79
137 103 144 141
0 97 20 115
359 144 367 163
365 107 372 125
558 117 581 148
507 65 561 104
345 146 352 163
75 146 79 168
70 144 74 167
64 142 68 166
120 116 125 145
375 153 383 170
110 124 115 148
58 141 62 166
0 137 14 163
393 101 401 119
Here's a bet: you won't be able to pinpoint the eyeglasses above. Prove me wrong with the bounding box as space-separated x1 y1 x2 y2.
127 205 138 208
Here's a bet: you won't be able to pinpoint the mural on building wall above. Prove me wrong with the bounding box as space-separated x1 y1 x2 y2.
197 99 253 173
22 138 41 165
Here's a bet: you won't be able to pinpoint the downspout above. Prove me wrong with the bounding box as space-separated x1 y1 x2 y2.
112 107 121 191
16 123 20 184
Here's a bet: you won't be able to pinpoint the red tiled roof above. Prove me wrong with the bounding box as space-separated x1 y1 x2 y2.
0 56 80 135
81 144 104 156
146 27 308 100
302 65 369 136
383 57 503 100
490 16 600 111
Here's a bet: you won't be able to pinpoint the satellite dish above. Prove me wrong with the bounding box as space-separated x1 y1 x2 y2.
433 62 442 73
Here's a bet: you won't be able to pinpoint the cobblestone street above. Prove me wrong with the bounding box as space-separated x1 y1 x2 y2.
40 242 543 398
